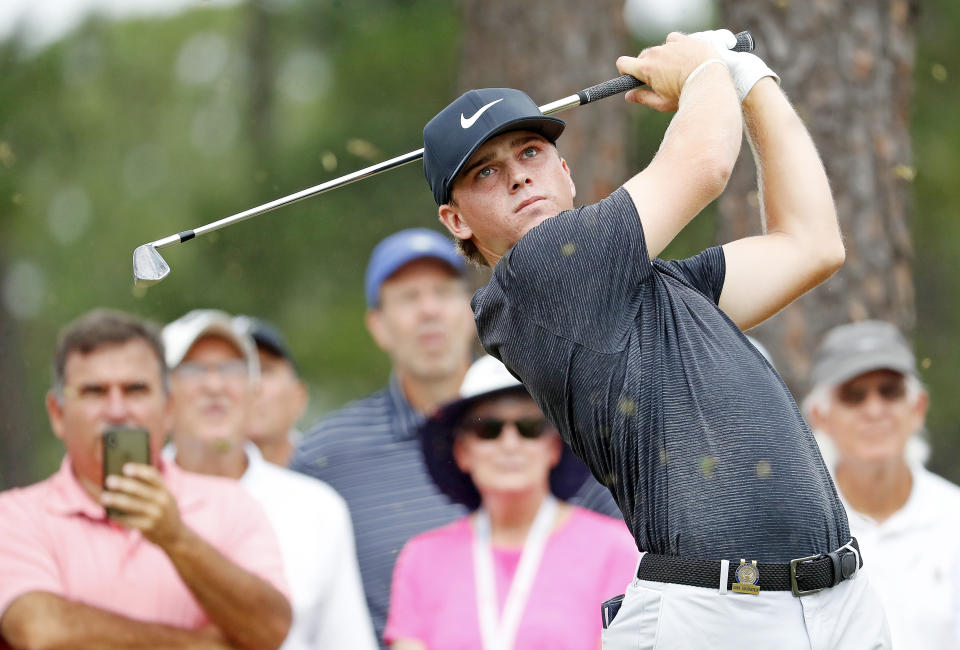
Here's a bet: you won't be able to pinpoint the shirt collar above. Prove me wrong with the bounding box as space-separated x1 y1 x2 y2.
388 372 427 442
44 454 196 517
159 442 238 513
844 461 935 530
44 456 105 518
240 441 266 481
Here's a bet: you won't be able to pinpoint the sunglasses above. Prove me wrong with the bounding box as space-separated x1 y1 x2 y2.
173 359 248 381
459 416 551 441
836 378 907 406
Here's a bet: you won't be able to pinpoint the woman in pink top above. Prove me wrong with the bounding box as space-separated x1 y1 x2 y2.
385 356 638 650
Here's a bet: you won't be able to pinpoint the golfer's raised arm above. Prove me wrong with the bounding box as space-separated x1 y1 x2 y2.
717 78 844 330
618 34 742 259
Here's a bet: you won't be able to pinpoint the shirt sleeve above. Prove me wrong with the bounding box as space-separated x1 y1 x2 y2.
487 187 653 352
383 536 428 645
656 246 726 305
218 487 291 600
312 493 379 650
0 491 63 618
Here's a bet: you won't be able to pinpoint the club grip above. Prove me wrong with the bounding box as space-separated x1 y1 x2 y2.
576 30 755 105
732 30 754 53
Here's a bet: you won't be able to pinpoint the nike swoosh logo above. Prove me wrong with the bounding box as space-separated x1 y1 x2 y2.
460 98 504 129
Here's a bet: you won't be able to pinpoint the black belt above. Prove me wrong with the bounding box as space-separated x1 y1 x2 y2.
635 538 862 597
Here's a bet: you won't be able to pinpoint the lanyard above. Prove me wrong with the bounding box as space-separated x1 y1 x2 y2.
472 494 558 650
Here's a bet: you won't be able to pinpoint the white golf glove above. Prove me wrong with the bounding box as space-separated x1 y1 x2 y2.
688 29 780 102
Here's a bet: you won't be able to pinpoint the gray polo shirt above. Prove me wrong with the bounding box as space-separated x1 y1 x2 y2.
472 187 849 563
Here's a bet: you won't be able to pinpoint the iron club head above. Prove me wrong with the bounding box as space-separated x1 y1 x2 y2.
132 243 171 286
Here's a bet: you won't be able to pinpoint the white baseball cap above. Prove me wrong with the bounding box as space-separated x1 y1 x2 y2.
161 309 259 381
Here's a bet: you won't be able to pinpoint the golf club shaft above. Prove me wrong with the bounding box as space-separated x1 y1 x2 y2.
148 30 753 251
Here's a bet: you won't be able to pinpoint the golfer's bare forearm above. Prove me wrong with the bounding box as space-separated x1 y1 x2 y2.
743 78 844 272
665 62 742 183
626 63 742 258
713 78 843 329
163 525 291 650
0 592 233 650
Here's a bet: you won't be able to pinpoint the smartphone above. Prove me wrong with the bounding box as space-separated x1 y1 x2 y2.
601 593 625 629
102 426 150 518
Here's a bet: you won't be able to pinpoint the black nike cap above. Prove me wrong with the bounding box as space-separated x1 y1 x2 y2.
423 88 565 206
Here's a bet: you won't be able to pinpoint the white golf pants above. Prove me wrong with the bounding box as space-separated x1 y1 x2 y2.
602 556 891 649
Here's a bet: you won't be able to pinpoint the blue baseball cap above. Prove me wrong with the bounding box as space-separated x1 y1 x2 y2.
423 88 565 206
365 228 466 307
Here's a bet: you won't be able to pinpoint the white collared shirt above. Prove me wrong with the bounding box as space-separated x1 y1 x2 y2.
841 464 960 649
165 442 378 649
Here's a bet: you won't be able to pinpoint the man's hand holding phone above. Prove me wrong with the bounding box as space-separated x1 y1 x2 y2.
100 426 184 549
101 463 186 549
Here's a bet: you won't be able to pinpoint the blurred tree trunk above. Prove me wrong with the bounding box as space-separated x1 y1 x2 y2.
457 0 630 204
0 256 34 489
247 0 274 157
717 0 918 392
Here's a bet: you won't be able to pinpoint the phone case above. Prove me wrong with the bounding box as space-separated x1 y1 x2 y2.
102 427 150 518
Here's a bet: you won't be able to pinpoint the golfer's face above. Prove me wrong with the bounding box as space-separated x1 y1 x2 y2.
448 131 576 259
454 393 561 498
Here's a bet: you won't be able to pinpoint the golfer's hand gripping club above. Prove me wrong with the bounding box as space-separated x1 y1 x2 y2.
132 30 754 286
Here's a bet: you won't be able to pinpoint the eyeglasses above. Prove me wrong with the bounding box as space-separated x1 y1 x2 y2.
459 416 550 441
173 359 248 381
836 378 907 406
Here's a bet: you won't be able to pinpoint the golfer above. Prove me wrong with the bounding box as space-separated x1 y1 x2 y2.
421 30 890 648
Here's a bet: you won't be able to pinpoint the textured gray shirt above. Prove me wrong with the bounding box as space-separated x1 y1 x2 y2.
473 187 849 562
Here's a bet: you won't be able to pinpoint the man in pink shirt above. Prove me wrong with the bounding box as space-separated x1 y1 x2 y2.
0 309 292 650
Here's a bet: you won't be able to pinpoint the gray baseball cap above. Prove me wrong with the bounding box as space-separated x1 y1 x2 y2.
810 320 916 388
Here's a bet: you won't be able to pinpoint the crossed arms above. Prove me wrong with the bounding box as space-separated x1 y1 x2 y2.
0 465 291 650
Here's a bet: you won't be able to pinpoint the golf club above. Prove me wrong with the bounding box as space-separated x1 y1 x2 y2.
133 31 754 286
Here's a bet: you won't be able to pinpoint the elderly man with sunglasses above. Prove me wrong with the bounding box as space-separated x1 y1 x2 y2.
803 320 960 649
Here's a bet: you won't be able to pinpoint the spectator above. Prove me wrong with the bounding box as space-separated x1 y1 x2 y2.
290 228 478 646
163 309 377 650
804 320 960 649
0 309 291 650
385 356 638 650
234 316 308 467
290 228 621 647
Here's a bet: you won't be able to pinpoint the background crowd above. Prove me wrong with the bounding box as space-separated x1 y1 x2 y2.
1 1 959 648
1 230 958 648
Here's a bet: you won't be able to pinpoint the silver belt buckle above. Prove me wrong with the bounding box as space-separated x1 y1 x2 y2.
789 554 824 597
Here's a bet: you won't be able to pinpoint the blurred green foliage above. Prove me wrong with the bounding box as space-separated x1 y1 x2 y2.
0 0 461 481
911 0 960 479
0 0 957 484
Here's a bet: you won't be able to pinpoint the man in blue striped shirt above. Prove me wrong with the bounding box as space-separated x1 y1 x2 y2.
291 229 621 647
290 229 477 647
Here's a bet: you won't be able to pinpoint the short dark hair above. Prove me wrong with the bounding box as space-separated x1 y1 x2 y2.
52 309 167 397
446 196 490 268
